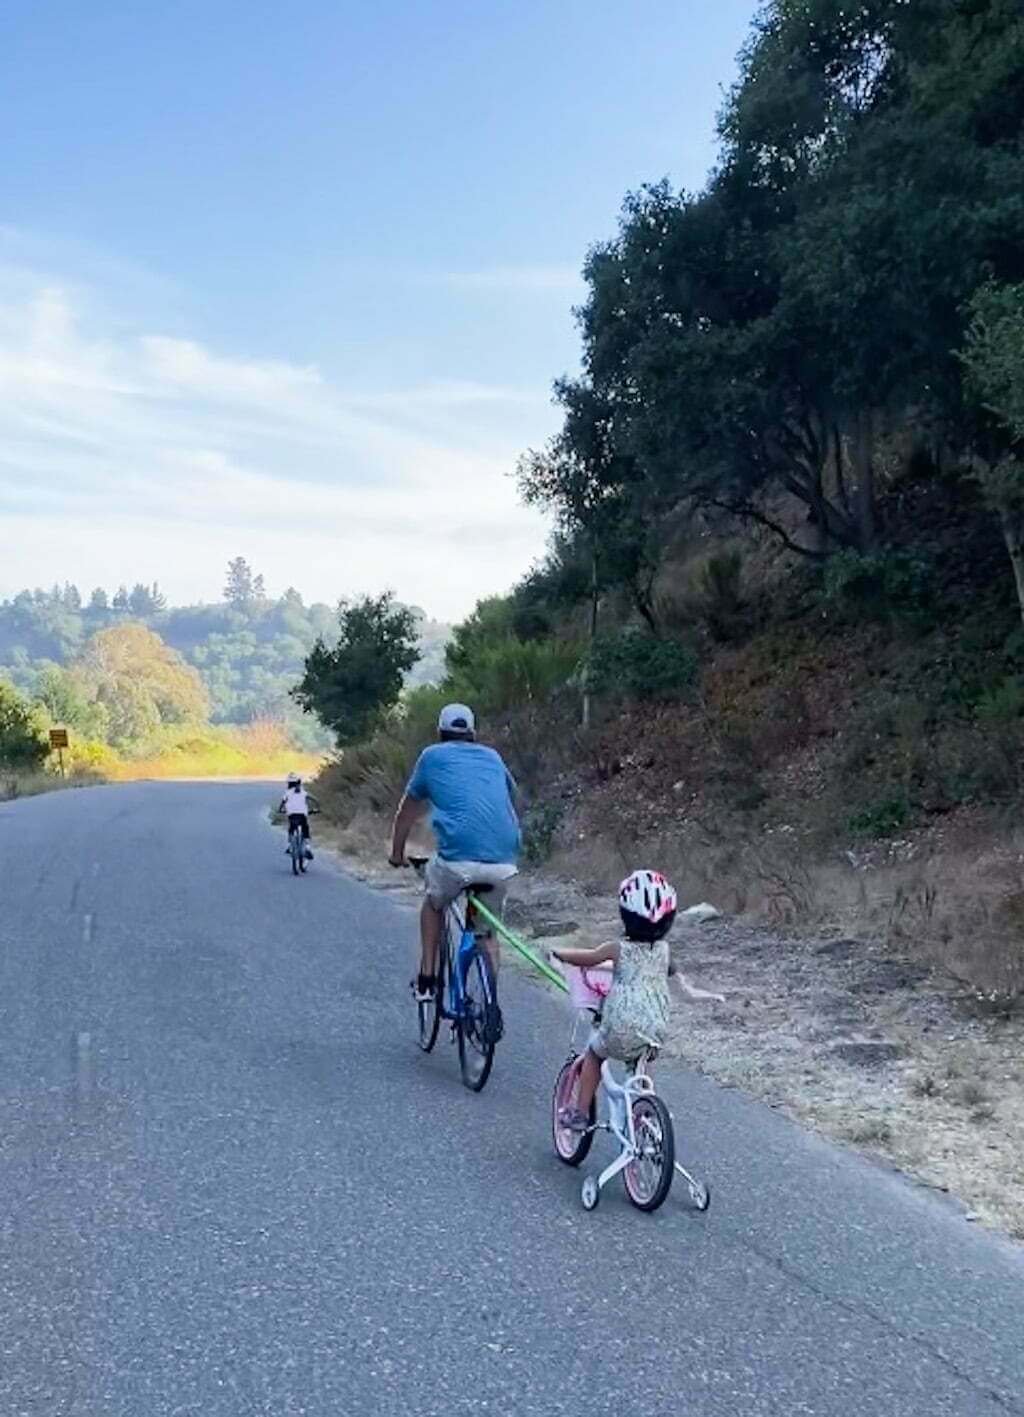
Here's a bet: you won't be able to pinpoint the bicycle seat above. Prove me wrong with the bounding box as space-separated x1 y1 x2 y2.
467 882 494 895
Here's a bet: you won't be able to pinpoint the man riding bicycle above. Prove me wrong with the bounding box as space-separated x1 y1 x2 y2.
389 704 520 1019
280 772 320 861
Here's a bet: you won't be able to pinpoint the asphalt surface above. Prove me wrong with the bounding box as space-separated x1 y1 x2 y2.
1 782 1022 1417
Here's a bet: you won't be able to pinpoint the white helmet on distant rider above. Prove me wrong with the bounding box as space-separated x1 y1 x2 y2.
287 772 301 787
618 869 678 942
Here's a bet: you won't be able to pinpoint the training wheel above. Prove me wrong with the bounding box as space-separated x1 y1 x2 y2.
581 1175 600 1211
688 1178 710 1212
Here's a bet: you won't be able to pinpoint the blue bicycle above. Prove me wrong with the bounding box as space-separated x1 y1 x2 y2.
408 856 500 1092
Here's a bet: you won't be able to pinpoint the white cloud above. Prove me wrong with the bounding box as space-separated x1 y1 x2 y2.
0 268 554 619
442 265 585 295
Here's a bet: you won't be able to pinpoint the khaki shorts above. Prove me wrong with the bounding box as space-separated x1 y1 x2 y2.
424 858 518 917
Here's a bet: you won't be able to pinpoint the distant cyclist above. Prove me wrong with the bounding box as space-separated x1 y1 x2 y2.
280 773 320 861
389 704 521 1013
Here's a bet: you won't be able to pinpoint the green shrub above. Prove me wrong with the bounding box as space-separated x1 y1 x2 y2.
975 676 1024 724
590 630 698 703
0 680 49 768
1004 626 1024 666
690 549 749 643
522 802 563 865
823 549 935 622
447 635 581 716
847 796 911 838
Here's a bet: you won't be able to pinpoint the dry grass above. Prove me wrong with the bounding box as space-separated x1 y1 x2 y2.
108 721 322 782
0 768 104 802
548 798 1024 1014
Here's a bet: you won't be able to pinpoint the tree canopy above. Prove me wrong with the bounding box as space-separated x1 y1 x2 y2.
77 624 211 747
292 593 421 745
526 0 1024 617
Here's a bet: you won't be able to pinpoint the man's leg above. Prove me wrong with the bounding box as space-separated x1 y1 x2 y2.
480 930 500 976
419 897 442 981
475 871 514 977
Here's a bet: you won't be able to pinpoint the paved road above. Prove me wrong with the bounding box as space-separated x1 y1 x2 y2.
1 783 1022 1416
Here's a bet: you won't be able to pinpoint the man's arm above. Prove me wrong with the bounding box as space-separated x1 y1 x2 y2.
389 792 427 867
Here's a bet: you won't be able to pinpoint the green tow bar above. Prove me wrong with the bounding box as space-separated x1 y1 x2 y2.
468 894 569 993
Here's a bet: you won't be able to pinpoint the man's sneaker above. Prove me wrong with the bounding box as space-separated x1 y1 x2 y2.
558 1106 590 1134
412 974 436 1004
483 1001 504 1045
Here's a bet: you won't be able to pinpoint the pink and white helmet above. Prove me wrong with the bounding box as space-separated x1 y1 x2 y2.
619 869 678 924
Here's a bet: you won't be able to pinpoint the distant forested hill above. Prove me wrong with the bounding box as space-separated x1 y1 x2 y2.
0 561 450 749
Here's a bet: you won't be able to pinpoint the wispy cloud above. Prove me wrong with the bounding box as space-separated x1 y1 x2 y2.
441 264 585 295
0 263 554 618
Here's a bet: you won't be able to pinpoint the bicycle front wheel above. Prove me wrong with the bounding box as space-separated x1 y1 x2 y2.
552 1057 595 1167
623 1093 675 1212
457 947 497 1092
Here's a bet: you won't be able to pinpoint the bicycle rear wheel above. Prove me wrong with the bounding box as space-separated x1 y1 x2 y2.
623 1093 675 1212
552 1056 595 1166
290 833 300 876
417 931 446 1053
457 946 496 1092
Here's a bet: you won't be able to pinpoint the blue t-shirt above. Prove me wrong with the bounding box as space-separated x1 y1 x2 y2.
406 741 521 864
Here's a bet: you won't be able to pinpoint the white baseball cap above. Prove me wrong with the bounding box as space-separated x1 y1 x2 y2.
438 702 475 734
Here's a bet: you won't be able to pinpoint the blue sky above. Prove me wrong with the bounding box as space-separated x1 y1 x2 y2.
0 0 755 618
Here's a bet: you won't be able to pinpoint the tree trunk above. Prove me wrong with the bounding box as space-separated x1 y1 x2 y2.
999 503 1024 630
582 546 599 730
810 467 828 555
853 409 876 552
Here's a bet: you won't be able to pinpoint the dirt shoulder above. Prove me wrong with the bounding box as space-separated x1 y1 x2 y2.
329 828 1024 1244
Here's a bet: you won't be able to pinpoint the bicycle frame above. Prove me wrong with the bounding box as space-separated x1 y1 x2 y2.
440 900 479 1023
562 1006 657 1182
592 1058 660 1193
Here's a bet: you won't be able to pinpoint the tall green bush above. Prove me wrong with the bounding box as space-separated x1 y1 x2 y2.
589 630 697 703
447 635 581 716
0 681 49 768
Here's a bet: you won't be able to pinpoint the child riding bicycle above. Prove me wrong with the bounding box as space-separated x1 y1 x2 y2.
279 773 320 861
553 870 725 1132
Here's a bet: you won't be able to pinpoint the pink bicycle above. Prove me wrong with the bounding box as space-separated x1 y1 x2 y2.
551 962 711 1214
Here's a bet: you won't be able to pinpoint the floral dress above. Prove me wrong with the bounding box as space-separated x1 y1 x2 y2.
596 937 671 1061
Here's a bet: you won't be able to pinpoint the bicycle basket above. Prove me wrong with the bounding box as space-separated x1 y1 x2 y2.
562 961 613 1010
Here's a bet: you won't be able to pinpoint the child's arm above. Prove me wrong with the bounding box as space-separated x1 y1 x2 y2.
670 968 725 1004
551 941 619 968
